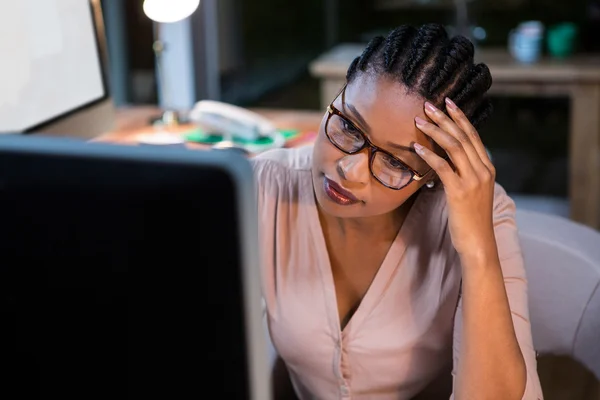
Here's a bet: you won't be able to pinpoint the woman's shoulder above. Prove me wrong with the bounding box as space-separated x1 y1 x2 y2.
251 145 313 186
413 182 516 249
250 146 315 208
491 182 517 218
251 145 313 172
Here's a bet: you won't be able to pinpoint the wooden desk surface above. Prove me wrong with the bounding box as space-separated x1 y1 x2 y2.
309 44 600 83
96 106 324 149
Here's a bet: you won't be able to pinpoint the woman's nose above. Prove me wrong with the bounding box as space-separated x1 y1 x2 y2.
337 152 370 185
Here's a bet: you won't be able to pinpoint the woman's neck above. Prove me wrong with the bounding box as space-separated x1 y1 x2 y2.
319 195 417 243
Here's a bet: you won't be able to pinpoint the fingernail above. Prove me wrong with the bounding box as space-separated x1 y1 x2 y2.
425 102 437 113
415 116 427 127
414 143 425 154
445 97 457 110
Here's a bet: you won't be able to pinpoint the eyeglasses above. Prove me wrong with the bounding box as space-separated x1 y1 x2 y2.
324 84 435 190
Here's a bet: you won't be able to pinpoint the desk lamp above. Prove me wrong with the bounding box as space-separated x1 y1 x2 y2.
138 0 200 145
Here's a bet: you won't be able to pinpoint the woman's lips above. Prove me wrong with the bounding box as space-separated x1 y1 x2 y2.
323 177 359 206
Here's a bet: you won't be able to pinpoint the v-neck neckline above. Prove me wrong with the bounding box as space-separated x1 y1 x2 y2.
309 187 424 338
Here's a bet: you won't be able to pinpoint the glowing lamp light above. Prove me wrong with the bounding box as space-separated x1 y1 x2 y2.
142 0 200 23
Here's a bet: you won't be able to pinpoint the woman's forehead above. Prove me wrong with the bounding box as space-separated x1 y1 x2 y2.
342 77 429 146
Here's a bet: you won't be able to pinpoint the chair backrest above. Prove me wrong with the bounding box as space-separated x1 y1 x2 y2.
516 209 600 380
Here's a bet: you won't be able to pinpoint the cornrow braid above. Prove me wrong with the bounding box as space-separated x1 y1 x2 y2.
470 98 494 130
452 63 493 107
401 23 447 87
383 25 417 72
428 35 474 97
345 23 494 129
357 36 385 72
345 57 360 82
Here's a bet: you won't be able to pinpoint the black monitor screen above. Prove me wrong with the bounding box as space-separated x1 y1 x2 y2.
0 139 255 399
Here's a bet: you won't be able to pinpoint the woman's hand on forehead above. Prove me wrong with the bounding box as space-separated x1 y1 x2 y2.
412 98 496 256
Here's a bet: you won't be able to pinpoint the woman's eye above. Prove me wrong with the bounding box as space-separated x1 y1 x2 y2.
384 157 407 170
341 119 359 135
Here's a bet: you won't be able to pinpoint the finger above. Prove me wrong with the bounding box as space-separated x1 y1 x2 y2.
413 142 458 188
415 116 475 178
444 98 493 168
423 101 485 170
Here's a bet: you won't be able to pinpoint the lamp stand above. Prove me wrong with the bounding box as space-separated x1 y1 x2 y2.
137 22 186 145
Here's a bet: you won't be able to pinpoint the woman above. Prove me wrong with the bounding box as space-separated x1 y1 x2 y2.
254 24 543 399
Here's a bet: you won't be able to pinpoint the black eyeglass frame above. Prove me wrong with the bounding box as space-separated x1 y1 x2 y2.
324 84 435 190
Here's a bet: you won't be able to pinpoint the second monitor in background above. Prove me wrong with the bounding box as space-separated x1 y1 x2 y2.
0 0 114 138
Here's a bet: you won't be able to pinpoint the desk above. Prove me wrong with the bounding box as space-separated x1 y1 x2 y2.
309 45 600 229
95 106 324 150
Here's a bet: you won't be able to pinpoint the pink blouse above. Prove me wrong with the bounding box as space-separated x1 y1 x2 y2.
253 146 543 400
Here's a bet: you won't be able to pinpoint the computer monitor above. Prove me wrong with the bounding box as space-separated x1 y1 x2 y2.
0 0 115 138
0 136 270 399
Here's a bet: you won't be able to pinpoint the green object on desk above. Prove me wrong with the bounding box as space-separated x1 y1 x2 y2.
232 135 275 145
184 130 222 144
280 129 300 140
184 130 284 147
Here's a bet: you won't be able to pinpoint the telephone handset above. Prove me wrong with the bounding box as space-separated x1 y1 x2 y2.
188 100 278 142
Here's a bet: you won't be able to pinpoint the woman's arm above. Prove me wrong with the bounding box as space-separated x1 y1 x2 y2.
450 188 542 400
456 252 526 398
413 99 542 399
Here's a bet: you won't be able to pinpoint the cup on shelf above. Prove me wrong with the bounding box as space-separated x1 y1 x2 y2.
547 22 578 59
509 21 545 64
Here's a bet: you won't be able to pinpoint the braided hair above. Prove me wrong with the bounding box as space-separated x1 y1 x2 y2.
346 24 493 129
